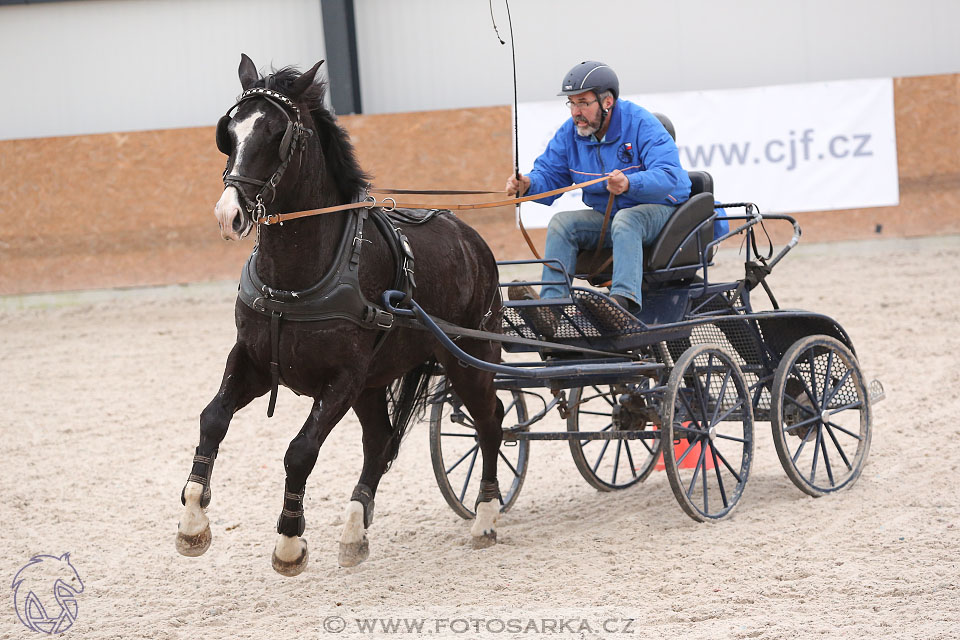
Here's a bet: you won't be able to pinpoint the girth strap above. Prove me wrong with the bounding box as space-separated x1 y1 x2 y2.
267 311 281 417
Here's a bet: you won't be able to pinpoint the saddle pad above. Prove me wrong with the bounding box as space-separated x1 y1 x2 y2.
384 208 448 225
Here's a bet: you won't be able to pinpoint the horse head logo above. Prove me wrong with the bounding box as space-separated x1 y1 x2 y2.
11 553 84 635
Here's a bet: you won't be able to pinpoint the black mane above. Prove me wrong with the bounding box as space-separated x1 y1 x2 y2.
256 66 370 203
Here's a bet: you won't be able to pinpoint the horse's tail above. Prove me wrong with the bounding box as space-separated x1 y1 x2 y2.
384 359 438 470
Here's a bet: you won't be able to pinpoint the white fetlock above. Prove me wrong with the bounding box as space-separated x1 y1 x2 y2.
338 501 370 567
176 481 212 557
470 500 499 549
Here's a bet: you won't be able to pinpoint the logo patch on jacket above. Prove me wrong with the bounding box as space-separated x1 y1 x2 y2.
617 142 633 163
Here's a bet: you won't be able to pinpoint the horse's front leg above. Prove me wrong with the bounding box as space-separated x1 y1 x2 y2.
441 347 506 549
272 377 356 577
177 344 268 556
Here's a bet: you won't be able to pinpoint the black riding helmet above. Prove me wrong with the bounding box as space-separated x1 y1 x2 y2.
557 61 619 100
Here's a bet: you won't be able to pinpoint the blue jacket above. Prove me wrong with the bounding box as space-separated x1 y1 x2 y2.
527 99 691 212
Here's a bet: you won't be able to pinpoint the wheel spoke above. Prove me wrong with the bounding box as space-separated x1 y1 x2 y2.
498 449 520 478
623 441 639 478
694 368 711 426
711 368 732 426
795 354 820 408
823 422 854 470
783 393 817 416
821 351 834 408
637 433 655 455
711 443 729 509
612 440 623 483
446 443 479 475
591 440 612 473
824 419 863 440
823 369 854 408
440 432 479 438
679 387 705 431
791 422 817 464
580 423 613 447
712 398 745 425
712 446 743 484
674 423 707 435
458 446 480 503
686 442 708 498
714 432 748 444
702 446 709 514
675 436 701 467
819 428 835 487
810 421 823 483
781 413 820 435
806 349 822 407
826 399 864 414
703 354 715 421
579 410 614 417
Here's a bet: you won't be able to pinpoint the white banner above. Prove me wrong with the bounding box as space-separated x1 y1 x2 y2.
516 78 899 227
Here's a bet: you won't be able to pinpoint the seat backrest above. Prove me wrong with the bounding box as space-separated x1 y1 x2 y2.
643 192 715 283
688 170 713 196
652 112 676 141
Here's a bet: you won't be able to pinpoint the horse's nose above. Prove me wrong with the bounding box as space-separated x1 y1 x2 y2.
214 187 244 241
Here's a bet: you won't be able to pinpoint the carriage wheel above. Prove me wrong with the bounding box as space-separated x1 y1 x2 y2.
429 381 529 519
567 383 662 491
662 344 754 522
770 335 871 497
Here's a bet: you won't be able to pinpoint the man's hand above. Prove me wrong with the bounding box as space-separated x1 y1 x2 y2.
606 169 629 195
505 173 530 197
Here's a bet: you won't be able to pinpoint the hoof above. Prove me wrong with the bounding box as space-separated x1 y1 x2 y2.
176 524 212 557
338 537 370 567
471 530 497 549
272 539 309 577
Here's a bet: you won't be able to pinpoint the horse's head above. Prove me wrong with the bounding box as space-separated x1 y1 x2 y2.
214 53 324 241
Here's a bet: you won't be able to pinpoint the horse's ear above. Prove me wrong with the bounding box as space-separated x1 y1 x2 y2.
289 59 325 99
238 53 259 90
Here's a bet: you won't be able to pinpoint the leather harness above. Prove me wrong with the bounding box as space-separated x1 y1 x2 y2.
239 202 442 416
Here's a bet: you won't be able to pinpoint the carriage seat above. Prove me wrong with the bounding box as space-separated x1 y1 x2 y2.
573 112 717 288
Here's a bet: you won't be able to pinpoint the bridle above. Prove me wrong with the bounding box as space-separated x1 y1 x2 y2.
217 86 314 223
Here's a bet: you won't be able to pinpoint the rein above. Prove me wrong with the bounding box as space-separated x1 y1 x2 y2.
256 173 613 225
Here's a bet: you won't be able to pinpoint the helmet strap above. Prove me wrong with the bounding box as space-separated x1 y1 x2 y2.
596 91 609 133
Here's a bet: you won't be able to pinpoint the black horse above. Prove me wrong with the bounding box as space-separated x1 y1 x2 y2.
176 54 505 575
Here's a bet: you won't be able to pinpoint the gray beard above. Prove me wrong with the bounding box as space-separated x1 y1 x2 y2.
575 117 601 137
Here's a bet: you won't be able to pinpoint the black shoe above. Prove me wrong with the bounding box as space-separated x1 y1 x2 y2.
507 281 557 338
611 294 641 316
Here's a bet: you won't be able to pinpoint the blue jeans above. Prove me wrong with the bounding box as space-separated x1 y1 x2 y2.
539 203 676 307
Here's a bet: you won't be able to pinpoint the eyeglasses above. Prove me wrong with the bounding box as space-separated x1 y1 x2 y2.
565 99 598 111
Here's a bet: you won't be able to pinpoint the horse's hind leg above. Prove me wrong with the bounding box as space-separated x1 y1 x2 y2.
272 376 356 577
338 387 394 567
176 344 267 557
440 343 505 549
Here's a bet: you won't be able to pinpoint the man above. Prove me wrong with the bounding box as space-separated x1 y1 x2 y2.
506 61 691 315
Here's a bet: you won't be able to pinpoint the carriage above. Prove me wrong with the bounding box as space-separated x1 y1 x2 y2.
385 171 885 523
178 58 884 575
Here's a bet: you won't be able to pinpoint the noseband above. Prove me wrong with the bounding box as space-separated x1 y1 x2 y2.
217 86 314 221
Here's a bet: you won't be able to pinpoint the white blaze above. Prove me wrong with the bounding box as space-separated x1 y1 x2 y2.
214 110 265 241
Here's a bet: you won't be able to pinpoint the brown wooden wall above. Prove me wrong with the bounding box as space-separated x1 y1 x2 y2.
1 74 957 295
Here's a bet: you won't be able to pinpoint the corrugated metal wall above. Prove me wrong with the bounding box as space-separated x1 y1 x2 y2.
2 0 960 139
354 0 960 114
0 0 326 140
